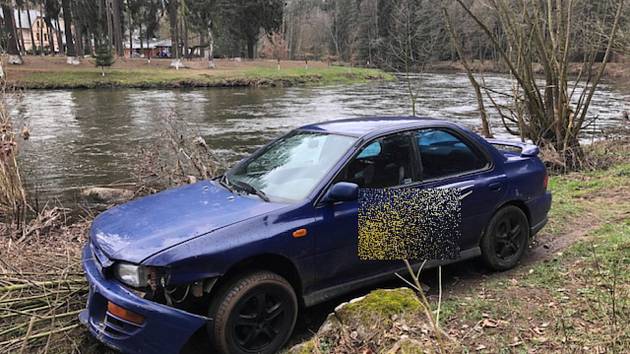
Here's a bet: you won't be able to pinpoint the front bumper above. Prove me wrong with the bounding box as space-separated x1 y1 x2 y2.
80 244 208 354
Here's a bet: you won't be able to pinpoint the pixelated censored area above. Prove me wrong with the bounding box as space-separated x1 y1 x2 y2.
358 187 462 261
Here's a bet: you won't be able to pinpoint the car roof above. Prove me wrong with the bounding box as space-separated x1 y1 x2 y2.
299 116 456 138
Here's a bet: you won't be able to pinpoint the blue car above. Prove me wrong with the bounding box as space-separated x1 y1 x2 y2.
80 117 551 354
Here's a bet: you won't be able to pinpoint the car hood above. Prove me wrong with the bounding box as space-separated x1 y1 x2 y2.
90 180 288 264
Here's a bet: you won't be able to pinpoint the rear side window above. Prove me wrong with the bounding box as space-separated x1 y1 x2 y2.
415 129 488 180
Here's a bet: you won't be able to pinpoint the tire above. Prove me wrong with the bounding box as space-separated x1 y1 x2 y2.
480 205 530 271
207 271 298 354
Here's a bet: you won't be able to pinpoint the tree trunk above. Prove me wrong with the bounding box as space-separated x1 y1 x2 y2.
106 0 114 48
75 27 84 57
168 0 180 59
2 5 24 64
207 23 215 68
16 7 25 55
199 31 205 58
127 0 133 58
112 0 124 56
182 14 189 59
55 19 63 56
62 0 79 63
168 0 182 67
46 20 55 54
25 4 36 55
247 38 255 59
39 4 45 56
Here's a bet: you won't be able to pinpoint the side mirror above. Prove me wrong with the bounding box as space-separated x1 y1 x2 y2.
324 182 359 203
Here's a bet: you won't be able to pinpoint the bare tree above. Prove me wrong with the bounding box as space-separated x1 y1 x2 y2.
269 31 288 70
384 0 441 116
455 0 625 170
441 2 493 138
2 2 24 64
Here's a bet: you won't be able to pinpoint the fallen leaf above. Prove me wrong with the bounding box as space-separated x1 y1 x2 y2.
509 340 523 347
481 319 498 328
475 344 487 351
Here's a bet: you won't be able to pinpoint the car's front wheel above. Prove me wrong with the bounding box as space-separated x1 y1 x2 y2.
208 271 298 354
480 205 530 271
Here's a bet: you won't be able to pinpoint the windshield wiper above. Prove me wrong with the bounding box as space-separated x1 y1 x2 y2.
217 174 236 193
230 180 270 202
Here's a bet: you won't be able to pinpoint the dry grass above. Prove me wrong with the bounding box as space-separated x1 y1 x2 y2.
0 82 28 233
133 113 227 196
0 220 89 353
541 130 630 174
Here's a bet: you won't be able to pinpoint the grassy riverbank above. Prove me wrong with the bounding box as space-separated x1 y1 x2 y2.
4 56 392 89
425 60 630 80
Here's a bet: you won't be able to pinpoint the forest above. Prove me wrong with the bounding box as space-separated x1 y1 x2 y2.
1 0 628 67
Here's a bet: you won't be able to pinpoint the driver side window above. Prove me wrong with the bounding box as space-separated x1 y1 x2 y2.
335 133 418 188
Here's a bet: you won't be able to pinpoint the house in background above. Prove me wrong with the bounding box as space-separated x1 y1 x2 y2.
125 38 173 58
1 9 65 53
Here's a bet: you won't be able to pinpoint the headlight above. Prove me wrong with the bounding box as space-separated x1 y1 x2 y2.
114 262 149 288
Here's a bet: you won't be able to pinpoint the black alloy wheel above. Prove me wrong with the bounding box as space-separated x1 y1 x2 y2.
208 271 297 354
229 286 291 352
480 205 530 270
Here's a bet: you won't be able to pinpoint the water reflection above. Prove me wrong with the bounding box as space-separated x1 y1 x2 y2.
14 72 629 201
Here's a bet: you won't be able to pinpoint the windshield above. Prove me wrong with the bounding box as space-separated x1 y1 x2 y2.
226 131 357 202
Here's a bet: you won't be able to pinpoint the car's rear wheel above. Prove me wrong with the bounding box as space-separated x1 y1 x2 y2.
480 205 529 271
208 271 298 354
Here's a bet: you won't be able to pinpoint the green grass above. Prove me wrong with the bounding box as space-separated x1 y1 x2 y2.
437 162 630 352
544 162 630 235
14 66 393 89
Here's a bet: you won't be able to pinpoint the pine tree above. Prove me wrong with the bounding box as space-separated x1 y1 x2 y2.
95 41 115 76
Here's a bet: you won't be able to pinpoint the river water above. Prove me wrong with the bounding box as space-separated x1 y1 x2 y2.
13 72 629 202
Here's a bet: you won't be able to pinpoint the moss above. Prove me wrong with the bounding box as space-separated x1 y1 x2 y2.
398 338 426 354
286 339 317 354
337 288 421 322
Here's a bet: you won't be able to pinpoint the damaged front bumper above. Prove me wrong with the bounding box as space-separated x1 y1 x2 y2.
80 244 208 354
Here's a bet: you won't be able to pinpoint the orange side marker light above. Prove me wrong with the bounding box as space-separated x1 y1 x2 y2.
292 228 308 238
107 301 145 325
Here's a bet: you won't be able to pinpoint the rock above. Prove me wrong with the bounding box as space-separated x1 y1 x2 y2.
289 288 426 353
21 127 30 140
286 340 317 354
169 59 187 70
81 187 134 204
66 56 81 65
8 55 24 65
316 313 343 338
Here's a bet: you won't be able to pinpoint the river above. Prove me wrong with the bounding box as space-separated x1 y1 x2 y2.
13 72 629 202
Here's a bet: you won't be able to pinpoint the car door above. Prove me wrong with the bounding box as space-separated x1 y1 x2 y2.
413 128 507 252
310 131 420 292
